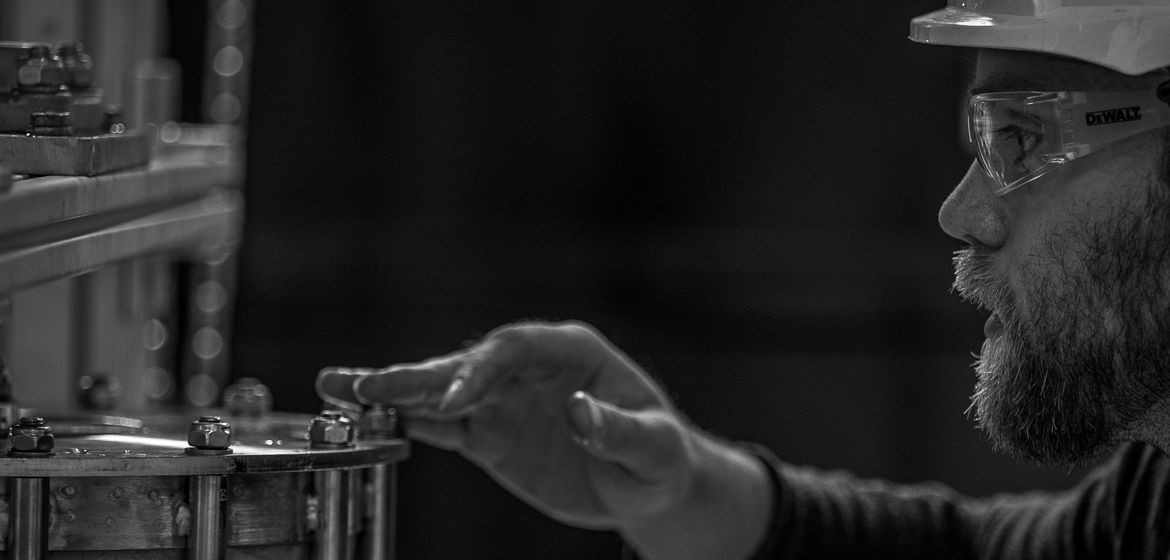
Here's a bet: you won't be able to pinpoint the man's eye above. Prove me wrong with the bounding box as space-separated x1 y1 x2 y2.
995 125 1042 161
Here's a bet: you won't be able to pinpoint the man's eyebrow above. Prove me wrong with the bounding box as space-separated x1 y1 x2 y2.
968 74 1049 96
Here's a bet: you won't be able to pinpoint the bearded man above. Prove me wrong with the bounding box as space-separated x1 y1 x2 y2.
318 1 1170 557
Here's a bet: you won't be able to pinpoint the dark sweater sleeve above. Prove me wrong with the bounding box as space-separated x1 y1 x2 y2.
744 443 1170 560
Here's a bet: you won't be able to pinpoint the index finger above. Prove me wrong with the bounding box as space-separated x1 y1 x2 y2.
353 351 468 407
316 367 376 407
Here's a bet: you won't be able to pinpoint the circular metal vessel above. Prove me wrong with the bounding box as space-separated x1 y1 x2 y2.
0 411 409 560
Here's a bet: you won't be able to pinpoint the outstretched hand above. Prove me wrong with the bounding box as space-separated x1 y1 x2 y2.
316 321 698 529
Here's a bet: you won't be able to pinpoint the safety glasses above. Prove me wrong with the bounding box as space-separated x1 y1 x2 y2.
968 87 1170 195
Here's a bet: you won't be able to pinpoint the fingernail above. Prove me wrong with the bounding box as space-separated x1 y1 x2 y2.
438 378 465 412
317 367 353 405
352 374 374 405
587 398 605 443
568 391 606 448
567 392 592 445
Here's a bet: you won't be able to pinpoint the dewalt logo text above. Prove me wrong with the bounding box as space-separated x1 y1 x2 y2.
1086 106 1142 126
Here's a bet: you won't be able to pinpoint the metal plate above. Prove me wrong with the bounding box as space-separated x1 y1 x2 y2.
0 412 410 477
0 131 151 176
0 190 243 295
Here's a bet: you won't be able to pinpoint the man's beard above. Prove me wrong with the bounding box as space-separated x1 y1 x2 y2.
953 177 1170 467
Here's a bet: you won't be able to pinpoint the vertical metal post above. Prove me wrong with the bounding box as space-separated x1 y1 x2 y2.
188 475 225 560
360 464 391 560
9 477 46 560
346 469 361 559
314 469 346 560
387 463 397 560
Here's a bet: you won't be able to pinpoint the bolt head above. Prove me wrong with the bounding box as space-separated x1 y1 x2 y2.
187 417 232 449
224 377 274 416
18 64 63 88
56 42 93 89
67 65 92 88
10 418 53 452
358 405 398 439
309 412 354 446
17 45 65 90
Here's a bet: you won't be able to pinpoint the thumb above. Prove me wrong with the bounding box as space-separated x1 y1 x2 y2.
566 391 684 478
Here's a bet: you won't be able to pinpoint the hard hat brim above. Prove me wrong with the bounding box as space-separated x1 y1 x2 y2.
910 6 1170 76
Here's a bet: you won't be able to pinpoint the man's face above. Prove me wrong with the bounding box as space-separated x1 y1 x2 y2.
940 49 1170 466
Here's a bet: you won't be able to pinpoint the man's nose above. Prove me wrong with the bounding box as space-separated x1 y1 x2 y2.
938 161 1008 249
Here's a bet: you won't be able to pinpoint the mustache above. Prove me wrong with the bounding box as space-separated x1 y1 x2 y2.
952 247 1017 317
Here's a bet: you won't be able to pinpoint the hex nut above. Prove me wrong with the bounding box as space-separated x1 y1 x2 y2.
56 42 93 89
17 46 64 89
224 377 274 416
309 411 354 446
10 417 53 453
187 416 232 450
77 372 119 411
357 404 398 440
18 64 64 88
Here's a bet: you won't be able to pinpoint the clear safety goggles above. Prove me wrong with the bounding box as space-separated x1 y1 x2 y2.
968 87 1170 195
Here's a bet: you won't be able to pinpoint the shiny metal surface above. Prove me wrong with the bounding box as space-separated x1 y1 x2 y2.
0 154 237 239
0 413 407 477
0 411 406 559
189 475 224 560
0 130 153 177
187 416 232 451
8 416 53 455
9 477 46 559
27 412 146 435
0 410 408 558
308 412 354 448
347 468 362 559
312 470 344 560
360 465 392 560
0 189 242 296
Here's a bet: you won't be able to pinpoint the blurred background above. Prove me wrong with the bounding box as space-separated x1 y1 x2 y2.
234 2 1094 558
0 1 1099 558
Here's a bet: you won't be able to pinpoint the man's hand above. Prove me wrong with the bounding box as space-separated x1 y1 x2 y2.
316 321 771 559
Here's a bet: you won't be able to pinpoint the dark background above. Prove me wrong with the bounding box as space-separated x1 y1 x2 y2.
216 2 1093 558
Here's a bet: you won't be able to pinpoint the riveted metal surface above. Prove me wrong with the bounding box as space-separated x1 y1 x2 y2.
225 473 309 546
47 476 185 551
226 543 310 560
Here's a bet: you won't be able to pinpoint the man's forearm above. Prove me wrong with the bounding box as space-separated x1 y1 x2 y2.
620 432 773 560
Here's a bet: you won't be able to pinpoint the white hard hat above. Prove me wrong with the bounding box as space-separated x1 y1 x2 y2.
910 0 1170 76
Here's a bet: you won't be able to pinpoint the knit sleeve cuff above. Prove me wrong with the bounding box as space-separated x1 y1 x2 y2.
739 442 784 560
